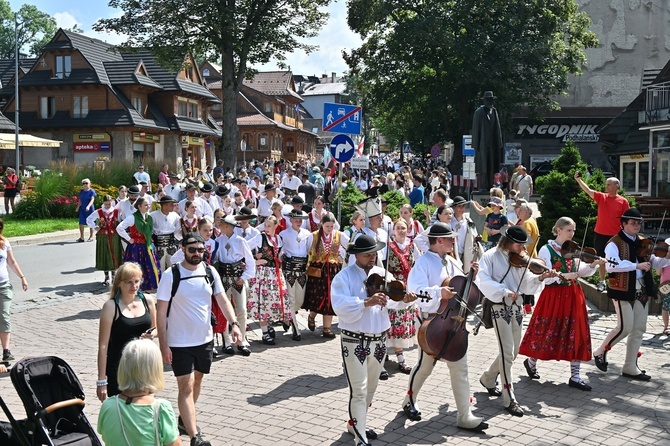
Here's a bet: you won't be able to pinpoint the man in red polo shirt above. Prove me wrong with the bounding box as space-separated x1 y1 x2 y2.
574 171 630 291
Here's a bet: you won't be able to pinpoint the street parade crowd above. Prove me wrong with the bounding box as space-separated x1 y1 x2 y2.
13 156 667 446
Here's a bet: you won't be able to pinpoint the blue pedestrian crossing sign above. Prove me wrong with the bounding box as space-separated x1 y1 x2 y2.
323 102 362 135
330 134 355 163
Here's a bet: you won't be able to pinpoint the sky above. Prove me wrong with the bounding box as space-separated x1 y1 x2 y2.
7 0 362 78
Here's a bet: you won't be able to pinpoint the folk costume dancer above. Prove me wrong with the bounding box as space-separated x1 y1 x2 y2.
280 209 313 339
150 195 182 271
402 223 488 432
592 209 670 381
248 216 293 344
303 212 345 339
386 219 421 374
86 195 124 286
178 184 213 220
180 201 200 238
200 182 220 214
116 197 161 291
258 184 281 223
399 204 424 243
450 195 481 273
234 207 261 252
331 235 414 446
351 197 388 269
115 185 140 221
477 226 554 417
519 217 603 391
214 215 256 356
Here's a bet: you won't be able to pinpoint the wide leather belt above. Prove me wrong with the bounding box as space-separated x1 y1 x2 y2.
341 329 384 341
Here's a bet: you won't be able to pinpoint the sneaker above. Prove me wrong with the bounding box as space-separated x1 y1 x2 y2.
267 326 276 339
262 332 276 345
190 433 211 446
2 350 14 361
596 281 606 292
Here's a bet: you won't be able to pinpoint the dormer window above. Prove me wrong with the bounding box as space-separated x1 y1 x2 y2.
133 97 143 117
202 68 210 77
55 55 71 79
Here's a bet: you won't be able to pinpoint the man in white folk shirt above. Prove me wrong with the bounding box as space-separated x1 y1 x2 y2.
279 209 313 340
477 226 556 417
164 173 183 202
593 208 670 380
350 197 388 269
214 215 256 356
150 195 182 271
279 166 302 194
233 207 261 252
178 184 213 220
257 184 281 223
331 235 418 446
401 222 488 432
116 185 140 221
199 182 220 214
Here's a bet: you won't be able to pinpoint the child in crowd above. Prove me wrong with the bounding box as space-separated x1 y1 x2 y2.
484 197 508 250
506 189 518 225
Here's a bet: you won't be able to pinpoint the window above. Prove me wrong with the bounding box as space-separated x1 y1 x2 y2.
211 103 221 111
178 100 188 117
188 102 198 119
133 97 143 116
620 155 650 195
258 133 268 151
202 68 210 77
286 139 294 153
133 142 155 160
73 96 88 118
40 97 56 119
55 55 71 79
265 102 271 113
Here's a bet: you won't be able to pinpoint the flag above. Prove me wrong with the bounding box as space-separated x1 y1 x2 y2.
323 145 331 167
295 104 301 120
357 136 365 156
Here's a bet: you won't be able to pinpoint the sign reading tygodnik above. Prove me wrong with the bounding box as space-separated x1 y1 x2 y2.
516 124 599 143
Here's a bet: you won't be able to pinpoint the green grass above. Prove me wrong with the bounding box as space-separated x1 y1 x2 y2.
1 216 78 237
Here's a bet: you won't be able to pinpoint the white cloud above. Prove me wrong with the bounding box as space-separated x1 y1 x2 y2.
255 0 362 77
53 12 78 29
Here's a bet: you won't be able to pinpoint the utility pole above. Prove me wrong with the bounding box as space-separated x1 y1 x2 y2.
14 12 20 175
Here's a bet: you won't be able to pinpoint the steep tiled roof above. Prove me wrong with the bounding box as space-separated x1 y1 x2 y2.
112 87 170 130
0 58 36 88
104 60 163 89
17 110 134 129
207 114 222 137
58 30 124 85
20 68 98 86
0 111 16 131
244 71 302 100
167 116 217 136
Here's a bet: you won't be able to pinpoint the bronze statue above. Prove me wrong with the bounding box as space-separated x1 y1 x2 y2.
472 91 503 190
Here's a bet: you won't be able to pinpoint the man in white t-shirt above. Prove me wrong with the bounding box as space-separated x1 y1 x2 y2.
156 233 241 446
133 164 151 191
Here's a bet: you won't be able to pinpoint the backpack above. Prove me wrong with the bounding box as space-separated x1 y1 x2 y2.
166 263 217 326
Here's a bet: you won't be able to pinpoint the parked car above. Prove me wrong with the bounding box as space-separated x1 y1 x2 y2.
529 161 554 179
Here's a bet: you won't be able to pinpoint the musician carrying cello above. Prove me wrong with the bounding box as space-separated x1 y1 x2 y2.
592 208 670 381
402 222 489 433
478 226 557 417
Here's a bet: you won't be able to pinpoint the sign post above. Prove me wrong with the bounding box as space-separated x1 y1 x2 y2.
323 103 362 135
241 140 247 165
330 134 355 223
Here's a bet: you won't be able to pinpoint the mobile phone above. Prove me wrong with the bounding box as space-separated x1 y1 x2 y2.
144 326 156 335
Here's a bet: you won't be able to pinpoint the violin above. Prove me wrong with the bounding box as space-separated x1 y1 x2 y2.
365 273 408 302
509 251 568 281
418 239 483 362
636 238 669 259
561 240 618 265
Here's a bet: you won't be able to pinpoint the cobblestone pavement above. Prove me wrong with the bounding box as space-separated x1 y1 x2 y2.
1 287 669 446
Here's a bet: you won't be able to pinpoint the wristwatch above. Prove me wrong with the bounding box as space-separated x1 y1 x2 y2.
230 321 241 328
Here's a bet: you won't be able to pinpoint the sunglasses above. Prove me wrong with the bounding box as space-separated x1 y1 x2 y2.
187 247 205 254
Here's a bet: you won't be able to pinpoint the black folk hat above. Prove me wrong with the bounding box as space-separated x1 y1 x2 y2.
501 225 531 244
451 195 469 207
422 222 457 238
128 185 141 195
215 185 230 197
200 182 214 193
158 195 177 205
620 208 644 220
287 209 309 220
481 91 496 99
263 184 276 193
291 195 305 205
346 234 386 255
235 207 255 221
184 183 196 191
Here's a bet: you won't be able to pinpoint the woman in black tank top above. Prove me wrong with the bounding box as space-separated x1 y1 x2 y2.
97 262 156 401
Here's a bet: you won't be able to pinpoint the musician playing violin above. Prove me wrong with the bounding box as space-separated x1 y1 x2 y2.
402 222 488 433
478 226 557 417
592 209 670 381
519 217 605 391
331 235 417 446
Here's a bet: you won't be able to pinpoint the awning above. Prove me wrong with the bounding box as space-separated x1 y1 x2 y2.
0 133 63 149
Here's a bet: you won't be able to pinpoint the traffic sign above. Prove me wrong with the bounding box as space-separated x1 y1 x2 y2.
462 135 474 156
323 103 362 134
431 144 441 158
329 134 355 163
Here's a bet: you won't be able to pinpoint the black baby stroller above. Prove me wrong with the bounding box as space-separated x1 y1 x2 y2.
0 356 102 446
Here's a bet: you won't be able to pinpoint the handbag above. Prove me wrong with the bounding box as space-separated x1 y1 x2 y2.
480 298 494 330
306 266 322 278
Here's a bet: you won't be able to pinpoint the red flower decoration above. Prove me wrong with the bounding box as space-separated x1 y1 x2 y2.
605 345 611 351
637 351 642 358
348 419 355 426
504 383 511 390
407 390 414 396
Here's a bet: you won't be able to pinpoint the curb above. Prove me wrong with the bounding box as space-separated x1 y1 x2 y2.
9 229 82 247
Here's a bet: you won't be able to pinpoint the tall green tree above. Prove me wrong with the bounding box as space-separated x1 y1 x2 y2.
95 0 331 169
0 1 57 58
344 0 597 168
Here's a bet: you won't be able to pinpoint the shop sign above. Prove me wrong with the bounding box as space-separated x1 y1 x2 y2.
504 142 522 164
133 133 160 143
75 133 109 142
74 142 110 152
516 124 599 142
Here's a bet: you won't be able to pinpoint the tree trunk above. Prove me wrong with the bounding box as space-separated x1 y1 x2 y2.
219 48 240 171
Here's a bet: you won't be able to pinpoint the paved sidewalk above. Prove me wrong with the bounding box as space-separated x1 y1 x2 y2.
1 288 669 445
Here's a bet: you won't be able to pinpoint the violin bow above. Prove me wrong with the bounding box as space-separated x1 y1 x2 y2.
652 210 667 246
512 234 541 304
576 216 590 271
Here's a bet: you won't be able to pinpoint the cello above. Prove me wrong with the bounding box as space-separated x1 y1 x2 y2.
417 238 483 362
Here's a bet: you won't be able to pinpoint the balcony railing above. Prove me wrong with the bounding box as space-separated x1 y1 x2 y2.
645 82 670 123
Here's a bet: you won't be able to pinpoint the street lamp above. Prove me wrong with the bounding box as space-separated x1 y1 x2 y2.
14 12 20 175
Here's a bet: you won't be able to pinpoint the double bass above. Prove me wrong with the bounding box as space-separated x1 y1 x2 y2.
417 238 482 362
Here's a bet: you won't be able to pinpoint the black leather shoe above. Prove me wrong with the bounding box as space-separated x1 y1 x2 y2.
365 429 378 440
458 421 489 433
505 402 524 417
622 372 651 381
402 402 421 421
379 370 389 380
237 346 251 356
281 321 291 331
262 333 275 345
594 354 608 372
292 332 302 341
223 345 234 355
523 358 540 380
267 326 276 339
568 378 592 391
480 379 502 397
